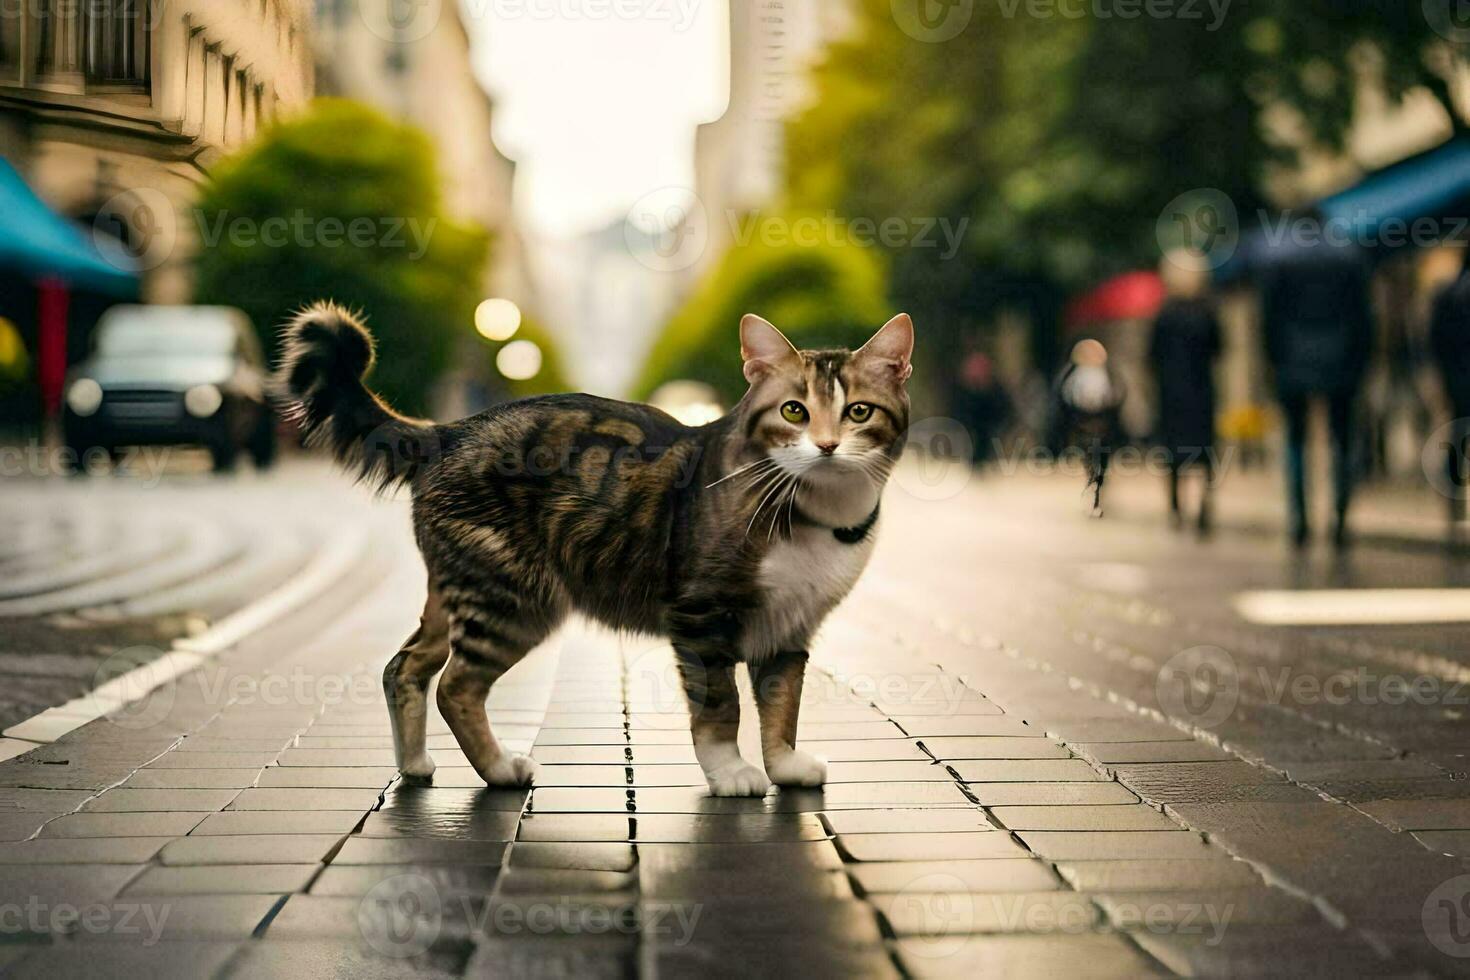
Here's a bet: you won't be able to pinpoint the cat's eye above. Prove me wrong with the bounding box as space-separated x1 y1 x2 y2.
780 401 808 424
846 403 875 423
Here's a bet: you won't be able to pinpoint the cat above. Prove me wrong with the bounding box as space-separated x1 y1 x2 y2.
275 304 913 796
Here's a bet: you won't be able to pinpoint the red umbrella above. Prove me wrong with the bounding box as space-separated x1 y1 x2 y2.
1065 271 1166 330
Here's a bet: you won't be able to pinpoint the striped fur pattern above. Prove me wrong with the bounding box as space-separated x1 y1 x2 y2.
276 305 914 796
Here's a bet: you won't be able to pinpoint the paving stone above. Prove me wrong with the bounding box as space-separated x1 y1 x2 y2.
632 813 828 843
1092 890 1323 928
988 804 1177 831
0 863 147 908
823 809 994 835
671 898 884 945
360 806 520 842
467 937 635 980
791 739 932 763
124 863 320 895
1410 829 1470 855
226 787 383 810
526 765 638 787
174 737 291 753
1018 830 1212 861
380 786 529 813
821 782 976 807
647 940 900 979
262 894 481 941
147 752 281 769
4 941 242 980
0 836 171 863
918 736 1072 760
964 782 1142 806
795 722 909 740
72 894 283 941
638 841 841 873
873 889 1099 936
120 769 264 790
223 939 474 980
847 858 1061 894
1038 719 1192 743
309 864 501 897
640 865 852 900
506 841 637 872
40 811 205 838
1128 922 1393 977
276 748 434 767
896 932 1168 978
951 760 1105 783
826 760 953 782
1055 859 1264 891
516 813 629 842
1356 798 1470 831
255 766 399 788
530 745 631 765
82 788 240 812
837 831 1027 862
332 837 508 866
527 787 633 813
885 716 1038 737
0 787 94 811
0 811 61 840
160 834 344 865
631 786 827 813
1074 741 1234 764
496 866 637 896
192 810 365 836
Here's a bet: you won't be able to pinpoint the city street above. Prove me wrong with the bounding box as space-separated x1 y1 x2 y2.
2 457 1470 976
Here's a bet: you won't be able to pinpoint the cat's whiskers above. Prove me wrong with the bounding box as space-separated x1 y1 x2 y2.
706 456 776 490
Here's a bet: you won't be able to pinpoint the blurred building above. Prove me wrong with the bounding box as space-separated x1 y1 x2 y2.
692 0 851 278
312 0 534 311
0 0 317 304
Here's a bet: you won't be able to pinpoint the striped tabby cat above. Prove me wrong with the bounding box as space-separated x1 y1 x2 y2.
277 305 913 796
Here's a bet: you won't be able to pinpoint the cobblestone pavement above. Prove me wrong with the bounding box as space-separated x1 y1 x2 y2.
2 463 1470 976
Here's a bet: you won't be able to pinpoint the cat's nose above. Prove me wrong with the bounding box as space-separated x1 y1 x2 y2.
816 442 838 455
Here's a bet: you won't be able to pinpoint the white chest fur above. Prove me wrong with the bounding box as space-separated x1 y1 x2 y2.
744 520 876 659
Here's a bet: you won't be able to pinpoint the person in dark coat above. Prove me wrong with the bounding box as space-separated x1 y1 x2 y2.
1150 254 1223 535
1259 235 1374 548
1429 249 1470 535
1049 339 1126 517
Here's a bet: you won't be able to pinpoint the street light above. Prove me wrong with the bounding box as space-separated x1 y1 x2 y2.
475 298 521 341
496 340 542 381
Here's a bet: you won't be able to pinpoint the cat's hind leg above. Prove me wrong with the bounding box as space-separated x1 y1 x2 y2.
436 588 556 787
384 587 451 781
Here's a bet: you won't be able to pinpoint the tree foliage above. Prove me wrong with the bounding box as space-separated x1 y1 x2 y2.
193 99 490 415
635 215 890 404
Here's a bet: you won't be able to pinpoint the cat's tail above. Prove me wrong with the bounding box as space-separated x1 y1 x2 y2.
273 302 437 491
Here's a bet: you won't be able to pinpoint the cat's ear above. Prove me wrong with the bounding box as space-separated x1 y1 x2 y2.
854 313 914 383
740 314 800 383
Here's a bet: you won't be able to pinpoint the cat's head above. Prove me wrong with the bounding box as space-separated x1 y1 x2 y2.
737 313 913 493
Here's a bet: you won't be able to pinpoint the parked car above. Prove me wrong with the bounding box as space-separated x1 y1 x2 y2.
63 305 275 472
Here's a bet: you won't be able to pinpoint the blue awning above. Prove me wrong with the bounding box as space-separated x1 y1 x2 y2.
1318 138 1470 243
0 159 140 297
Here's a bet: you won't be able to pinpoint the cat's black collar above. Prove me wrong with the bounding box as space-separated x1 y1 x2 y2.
832 503 881 545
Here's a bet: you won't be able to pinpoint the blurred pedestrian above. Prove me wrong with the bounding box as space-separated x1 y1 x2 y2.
955 348 1012 464
1050 339 1126 516
1150 252 1222 535
1429 248 1470 538
1259 235 1374 549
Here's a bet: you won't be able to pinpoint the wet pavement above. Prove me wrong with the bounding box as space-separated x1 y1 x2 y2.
1 460 1470 975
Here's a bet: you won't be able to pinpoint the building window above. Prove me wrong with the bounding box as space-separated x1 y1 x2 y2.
36 0 82 78
86 0 150 86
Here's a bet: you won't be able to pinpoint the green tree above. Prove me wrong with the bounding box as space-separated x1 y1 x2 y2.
193 99 489 415
636 215 889 404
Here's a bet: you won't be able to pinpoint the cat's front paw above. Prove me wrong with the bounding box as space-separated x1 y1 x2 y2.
705 761 772 797
477 752 538 787
765 749 827 788
399 754 436 783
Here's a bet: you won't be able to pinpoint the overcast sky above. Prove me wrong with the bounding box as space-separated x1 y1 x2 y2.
465 0 728 237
